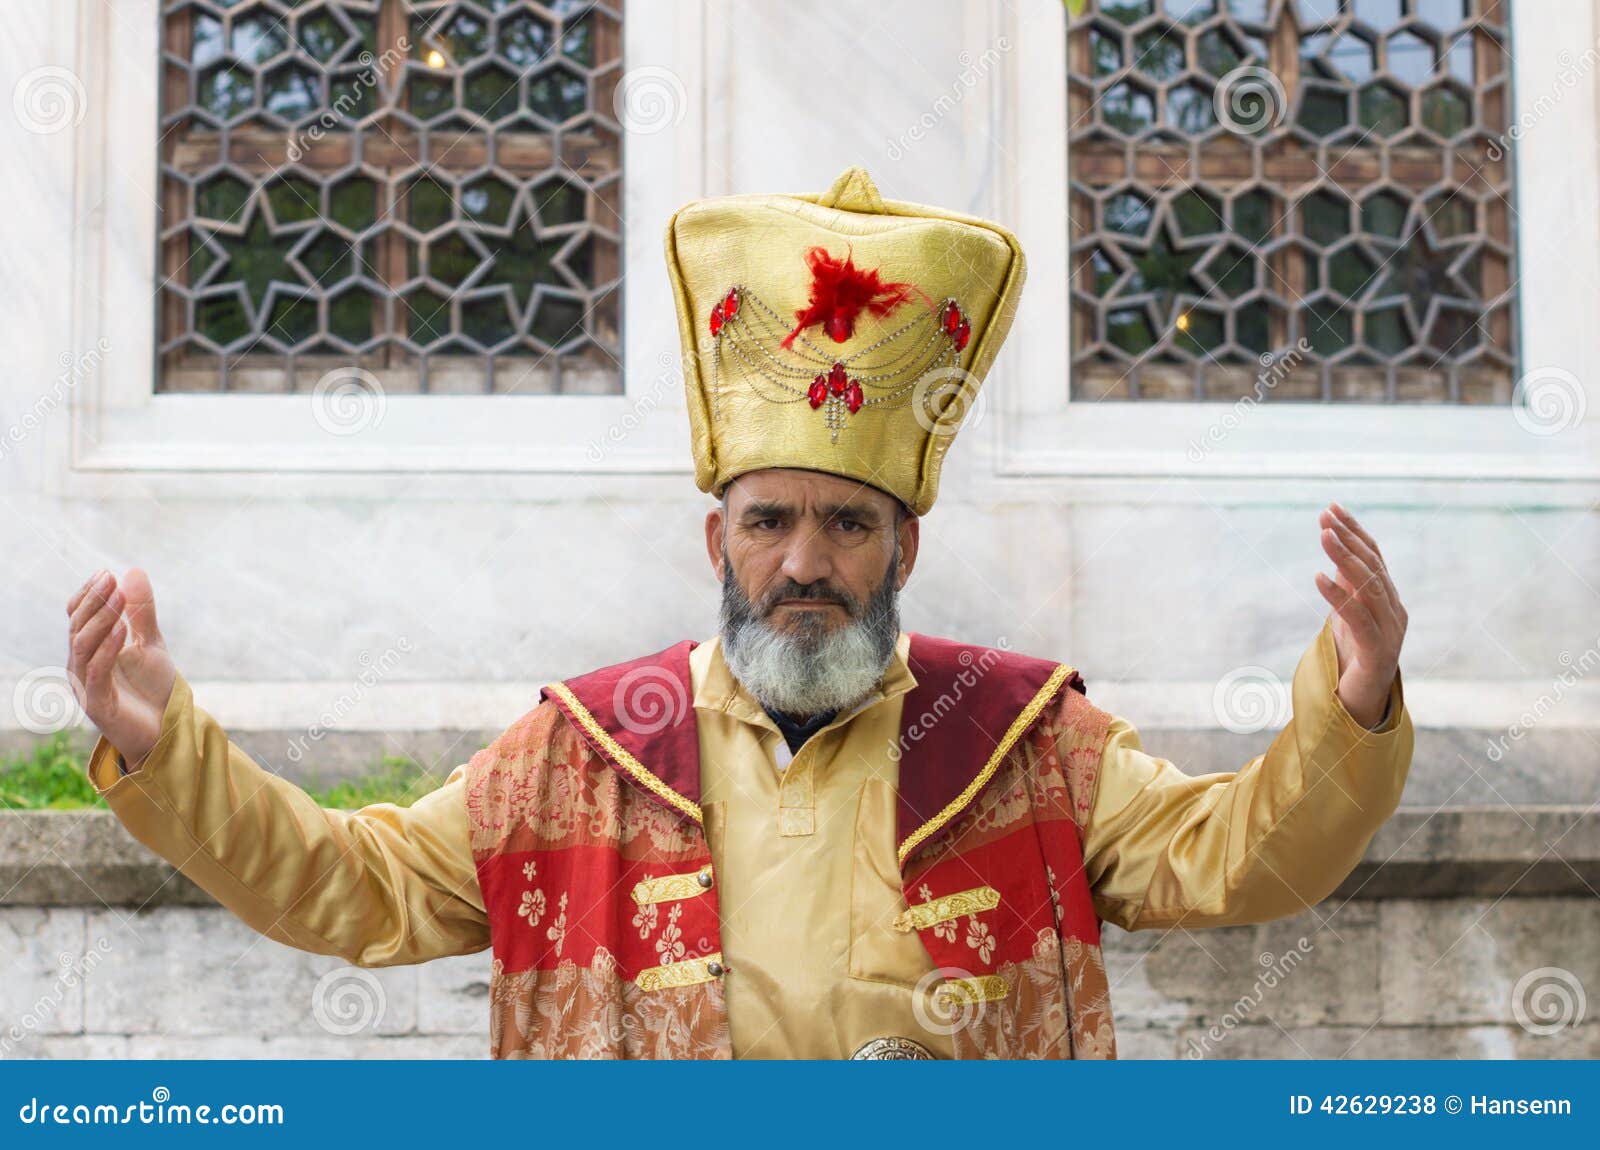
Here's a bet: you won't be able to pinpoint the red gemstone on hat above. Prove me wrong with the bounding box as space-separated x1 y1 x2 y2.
943 303 963 335
824 314 852 343
808 375 828 408
828 362 847 391
724 289 739 316
709 302 724 337
845 381 863 413
954 319 971 351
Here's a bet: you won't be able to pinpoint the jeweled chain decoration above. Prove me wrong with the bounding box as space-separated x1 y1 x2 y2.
707 285 971 443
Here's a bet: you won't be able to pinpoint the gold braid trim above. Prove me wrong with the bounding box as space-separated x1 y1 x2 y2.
939 974 1010 1006
632 868 714 906
544 680 703 824
896 663 1076 866
892 885 1000 932
635 953 724 991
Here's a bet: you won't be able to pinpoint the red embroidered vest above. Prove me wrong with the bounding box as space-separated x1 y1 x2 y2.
463 633 1117 1058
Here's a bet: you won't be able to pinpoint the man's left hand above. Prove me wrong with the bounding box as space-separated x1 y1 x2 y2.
1313 502 1408 729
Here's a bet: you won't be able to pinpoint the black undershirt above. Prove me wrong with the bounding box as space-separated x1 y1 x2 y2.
764 706 839 755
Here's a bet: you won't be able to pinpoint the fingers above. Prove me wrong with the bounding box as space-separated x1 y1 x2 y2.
1315 570 1382 644
81 613 127 708
120 567 165 647
68 569 115 626
66 569 104 616
1322 505 1400 603
68 585 125 690
1320 504 1408 632
1329 501 1385 561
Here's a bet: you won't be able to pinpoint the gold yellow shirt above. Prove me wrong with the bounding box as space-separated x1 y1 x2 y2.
87 619 1412 1057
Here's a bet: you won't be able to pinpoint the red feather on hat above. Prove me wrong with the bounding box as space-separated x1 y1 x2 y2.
781 246 929 348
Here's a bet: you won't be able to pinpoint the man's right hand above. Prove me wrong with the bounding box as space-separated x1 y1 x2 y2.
66 568 177 773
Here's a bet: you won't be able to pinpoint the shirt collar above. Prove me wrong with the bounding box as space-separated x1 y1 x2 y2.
691 630 918 731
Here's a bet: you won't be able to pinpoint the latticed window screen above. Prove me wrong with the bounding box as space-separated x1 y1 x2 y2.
1067 0 1515 402
156 0 623 395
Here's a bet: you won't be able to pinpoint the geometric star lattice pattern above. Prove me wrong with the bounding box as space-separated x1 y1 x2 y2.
1068 0 1516 403
158 0 622 394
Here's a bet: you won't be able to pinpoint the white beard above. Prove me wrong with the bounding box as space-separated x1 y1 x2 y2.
718 547 899 718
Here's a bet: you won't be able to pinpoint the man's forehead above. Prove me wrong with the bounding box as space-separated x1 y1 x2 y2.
723 469 902 515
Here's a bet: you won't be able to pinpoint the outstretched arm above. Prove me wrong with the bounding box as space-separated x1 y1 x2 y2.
69 568 489 967
1082 503 1414 932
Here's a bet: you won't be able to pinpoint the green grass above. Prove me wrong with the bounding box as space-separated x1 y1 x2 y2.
0 733 445 811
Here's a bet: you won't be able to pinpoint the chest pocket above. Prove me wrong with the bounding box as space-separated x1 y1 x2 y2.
847 779 939 987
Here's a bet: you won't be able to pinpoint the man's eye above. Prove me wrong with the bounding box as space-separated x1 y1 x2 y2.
834 519 864 533
756 518 782 531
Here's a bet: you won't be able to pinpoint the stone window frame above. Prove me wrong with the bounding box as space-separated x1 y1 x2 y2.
67 0 705 479
982 0 1599 487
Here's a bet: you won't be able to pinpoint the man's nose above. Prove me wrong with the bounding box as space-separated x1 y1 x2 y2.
778 535 833 588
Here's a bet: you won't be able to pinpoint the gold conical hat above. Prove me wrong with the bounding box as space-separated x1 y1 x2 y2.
663 167 1026 516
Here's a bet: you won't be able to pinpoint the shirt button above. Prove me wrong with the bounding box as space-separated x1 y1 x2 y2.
696 869 713 889
706 961 725 977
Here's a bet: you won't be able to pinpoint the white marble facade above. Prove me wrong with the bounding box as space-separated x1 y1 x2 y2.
0 1 1596 803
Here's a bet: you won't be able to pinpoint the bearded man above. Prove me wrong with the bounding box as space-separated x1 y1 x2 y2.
67 168 1413 1060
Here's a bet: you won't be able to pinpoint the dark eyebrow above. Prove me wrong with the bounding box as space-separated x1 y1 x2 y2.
819 501 884 525
737 499 884 525
739 500 793 520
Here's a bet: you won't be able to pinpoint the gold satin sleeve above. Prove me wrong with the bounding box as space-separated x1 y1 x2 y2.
1082 618 1413 932
84 671 489 967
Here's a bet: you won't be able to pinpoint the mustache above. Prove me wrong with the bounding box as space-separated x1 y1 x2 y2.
759 580 859 615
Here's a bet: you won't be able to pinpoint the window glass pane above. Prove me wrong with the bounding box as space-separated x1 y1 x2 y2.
156 0 623 395
1068 0 1515 403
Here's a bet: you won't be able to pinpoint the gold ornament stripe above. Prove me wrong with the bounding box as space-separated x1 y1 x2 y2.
897 664 1077 866
544 681 703 824
892 885 1001 933
631 869 713 906
938 974 1010 1006
635 953 724 992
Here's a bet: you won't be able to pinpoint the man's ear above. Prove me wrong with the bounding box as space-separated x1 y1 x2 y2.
895 510 920 590
705 504 726 580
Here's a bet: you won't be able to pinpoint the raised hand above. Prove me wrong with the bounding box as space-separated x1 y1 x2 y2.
1313 503 1407 729
65 568 177 772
